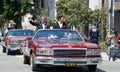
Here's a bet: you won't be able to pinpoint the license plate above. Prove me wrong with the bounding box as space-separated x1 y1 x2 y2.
65 62 76 66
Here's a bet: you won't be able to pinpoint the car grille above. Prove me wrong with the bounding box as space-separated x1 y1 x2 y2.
54 49 86 57
10 44 19 48
18 40 24 43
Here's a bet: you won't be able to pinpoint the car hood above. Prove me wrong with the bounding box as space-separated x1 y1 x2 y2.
35 40 99 48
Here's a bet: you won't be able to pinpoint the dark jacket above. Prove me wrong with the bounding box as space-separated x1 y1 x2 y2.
53 22 67 29
88 28 101 45
29 21 50 30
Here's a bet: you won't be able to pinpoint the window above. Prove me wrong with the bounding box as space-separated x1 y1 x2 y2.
40 0 45 9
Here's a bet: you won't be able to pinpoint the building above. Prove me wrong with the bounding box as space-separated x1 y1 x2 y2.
34 0 57 21
89 0 102 10
114 1 120 34
34 0 49 14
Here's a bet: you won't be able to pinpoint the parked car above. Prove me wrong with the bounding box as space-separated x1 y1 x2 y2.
22 29 102 72
1 29 35 55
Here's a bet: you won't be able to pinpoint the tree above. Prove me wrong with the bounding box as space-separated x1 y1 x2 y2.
2 0 34 28
36 9 53 26
56 0 90 29
56 0 107 40
20 0 34 14
0 0 4 27
0 0 4 14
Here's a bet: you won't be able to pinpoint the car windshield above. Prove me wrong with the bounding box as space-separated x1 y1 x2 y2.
7 30 34 36
33 30 83 41
79 32 87 39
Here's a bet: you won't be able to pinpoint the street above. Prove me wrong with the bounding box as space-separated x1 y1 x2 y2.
0 45 32 72
0 45 120 72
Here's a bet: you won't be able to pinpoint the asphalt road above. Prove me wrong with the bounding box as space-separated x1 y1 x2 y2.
0 46 32 72
0 45 120 72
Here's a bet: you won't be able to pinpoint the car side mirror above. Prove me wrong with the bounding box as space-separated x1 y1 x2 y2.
84 38 90 42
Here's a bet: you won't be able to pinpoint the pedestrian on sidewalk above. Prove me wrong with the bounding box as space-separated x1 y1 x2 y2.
108 34 120 61
88 21 101 45
111 28 118 38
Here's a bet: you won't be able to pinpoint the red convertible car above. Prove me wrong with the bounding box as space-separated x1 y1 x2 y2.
1 29 35 55
22 29 102 72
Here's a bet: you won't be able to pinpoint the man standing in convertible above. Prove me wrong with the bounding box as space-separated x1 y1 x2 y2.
53 15 67 29
29 15 50 30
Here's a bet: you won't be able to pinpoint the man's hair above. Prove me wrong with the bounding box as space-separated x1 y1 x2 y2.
41 15 46 19
57 15 64 20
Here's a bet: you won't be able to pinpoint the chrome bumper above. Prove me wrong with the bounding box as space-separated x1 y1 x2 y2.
7 45 20 51
34 57 102 66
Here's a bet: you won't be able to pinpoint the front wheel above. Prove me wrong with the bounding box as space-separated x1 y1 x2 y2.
7 49 12 55
87 65 97 72
30 55 39 71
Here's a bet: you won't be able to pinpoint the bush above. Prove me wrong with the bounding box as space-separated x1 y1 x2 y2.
99 41 106 52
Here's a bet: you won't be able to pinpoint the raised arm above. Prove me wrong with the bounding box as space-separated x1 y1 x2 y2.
29 21 37 26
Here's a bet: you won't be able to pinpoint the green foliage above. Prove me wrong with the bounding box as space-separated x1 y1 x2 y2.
3 0 20 20
56 0 90 28
37 9 54 25
0 0 4 14
56 0 107 40
56 0 107 27
37 9 48 19
0 0 34 28
90 8 107 40
99 41 106 52
20 0 34 14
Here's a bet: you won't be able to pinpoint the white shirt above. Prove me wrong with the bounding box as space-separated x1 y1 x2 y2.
92 28 97 32
58 21 63 28
42 24 45 29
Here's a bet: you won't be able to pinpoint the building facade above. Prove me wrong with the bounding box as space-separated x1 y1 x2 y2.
89 0 102 10
114 1 120 34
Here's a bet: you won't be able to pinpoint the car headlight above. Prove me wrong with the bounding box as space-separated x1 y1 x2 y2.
94 49 101 55
36 48 53 55
87 49 94 55
87 49 101 55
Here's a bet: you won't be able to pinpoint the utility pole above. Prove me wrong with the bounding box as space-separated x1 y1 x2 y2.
107 0 114 36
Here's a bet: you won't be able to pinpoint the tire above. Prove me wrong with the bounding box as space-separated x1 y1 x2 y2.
23 55 30 64
87 65 97 72
112 57 116 61
2 46 6 53
7 49 12 55
30 55 39 71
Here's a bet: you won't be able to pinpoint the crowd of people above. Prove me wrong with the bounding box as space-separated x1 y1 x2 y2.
106 28 120 61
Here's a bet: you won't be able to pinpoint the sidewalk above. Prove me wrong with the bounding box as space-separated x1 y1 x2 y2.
101 52 120 62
